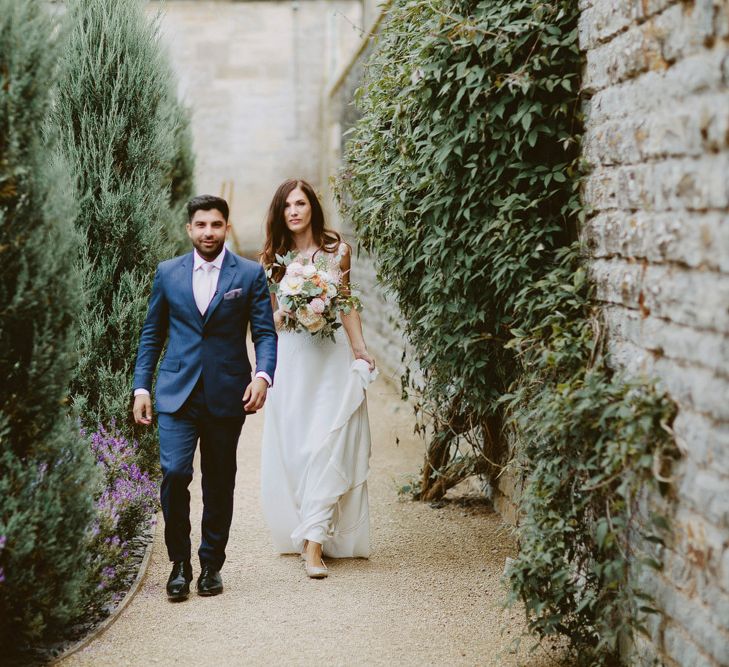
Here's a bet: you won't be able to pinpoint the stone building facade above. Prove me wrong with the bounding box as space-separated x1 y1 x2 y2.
151 0 406 380
579 0 729 664
150 0 363 255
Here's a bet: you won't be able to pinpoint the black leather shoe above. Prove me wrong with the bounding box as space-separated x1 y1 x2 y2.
197 564 223 596
166 560 192 601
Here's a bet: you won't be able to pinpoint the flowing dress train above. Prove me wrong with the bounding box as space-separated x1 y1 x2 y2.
261 326 377 558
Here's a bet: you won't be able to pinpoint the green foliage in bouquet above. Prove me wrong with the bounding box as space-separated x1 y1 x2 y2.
55 0 195 471
0 0 98 648
338 0 679 662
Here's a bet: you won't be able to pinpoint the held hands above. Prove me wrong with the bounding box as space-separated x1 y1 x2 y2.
133 394 153 426
243 376 269 414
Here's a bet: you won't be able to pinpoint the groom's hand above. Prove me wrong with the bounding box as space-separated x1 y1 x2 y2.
243 377 268 414
133 395 153 425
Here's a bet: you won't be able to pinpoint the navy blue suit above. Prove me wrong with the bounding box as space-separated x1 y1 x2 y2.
133 250 277 569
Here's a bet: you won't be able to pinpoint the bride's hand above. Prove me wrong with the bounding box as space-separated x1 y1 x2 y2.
273 309 287 328
354 347 376 371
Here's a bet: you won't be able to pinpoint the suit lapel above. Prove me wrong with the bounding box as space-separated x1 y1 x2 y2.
177 253 203 326
203 251 238 325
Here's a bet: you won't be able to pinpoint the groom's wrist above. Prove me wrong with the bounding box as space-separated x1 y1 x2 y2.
255 371 272 387
134 388 150 397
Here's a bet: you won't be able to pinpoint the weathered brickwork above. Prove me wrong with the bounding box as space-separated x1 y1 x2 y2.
351 251 409 383
580 0 729 663
327 0 729 662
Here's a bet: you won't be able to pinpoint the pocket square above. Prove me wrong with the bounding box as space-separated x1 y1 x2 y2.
223 288 243 300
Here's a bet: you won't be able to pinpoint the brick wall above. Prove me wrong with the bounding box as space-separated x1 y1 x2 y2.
323 0 729 662
579 0 729 663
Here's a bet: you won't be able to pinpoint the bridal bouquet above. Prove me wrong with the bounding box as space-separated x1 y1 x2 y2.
266 251 362 339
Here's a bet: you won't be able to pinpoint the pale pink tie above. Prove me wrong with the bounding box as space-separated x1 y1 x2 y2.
196 262 216 314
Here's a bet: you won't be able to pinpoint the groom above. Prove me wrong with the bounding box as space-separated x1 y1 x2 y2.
132 194 277 601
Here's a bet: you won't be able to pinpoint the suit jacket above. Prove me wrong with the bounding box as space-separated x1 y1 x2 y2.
133 250 277 417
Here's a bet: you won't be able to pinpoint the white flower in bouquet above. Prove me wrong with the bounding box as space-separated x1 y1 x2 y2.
302 263 317 279
296 304 325 332
287 261 304 277
280 273 304 296
326 282 338 298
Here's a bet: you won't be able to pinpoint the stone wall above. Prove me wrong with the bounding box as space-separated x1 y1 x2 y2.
579 0 729 664
149 0 362 256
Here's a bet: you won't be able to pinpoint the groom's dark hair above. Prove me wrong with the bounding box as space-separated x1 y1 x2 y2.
187 194 229 222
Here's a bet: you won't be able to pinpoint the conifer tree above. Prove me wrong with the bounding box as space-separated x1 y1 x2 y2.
166 100 196 253
0 0 97 648
55 0 194 469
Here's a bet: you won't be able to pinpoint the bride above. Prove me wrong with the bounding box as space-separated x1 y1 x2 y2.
259 178 376 579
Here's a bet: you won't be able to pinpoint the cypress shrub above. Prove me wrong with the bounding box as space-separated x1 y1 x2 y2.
55 0 193 471
167 101 196 252
0 0 97 649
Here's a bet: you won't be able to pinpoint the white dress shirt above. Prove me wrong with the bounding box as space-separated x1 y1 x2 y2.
134 247 271 396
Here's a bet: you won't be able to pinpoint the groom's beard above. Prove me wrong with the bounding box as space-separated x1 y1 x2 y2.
193 238 225 261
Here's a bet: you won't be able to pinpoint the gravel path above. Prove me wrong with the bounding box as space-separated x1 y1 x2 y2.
61 375 557 667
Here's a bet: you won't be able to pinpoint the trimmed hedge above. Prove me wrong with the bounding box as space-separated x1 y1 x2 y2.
0 0 97 648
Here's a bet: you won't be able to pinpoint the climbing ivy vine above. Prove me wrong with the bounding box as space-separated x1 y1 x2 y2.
337 0 679 663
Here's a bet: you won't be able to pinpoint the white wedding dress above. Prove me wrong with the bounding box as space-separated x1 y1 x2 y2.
260 258 377 558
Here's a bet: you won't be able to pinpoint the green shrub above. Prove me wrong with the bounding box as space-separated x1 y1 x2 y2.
166 99 196 253
338 0 582 499
0 0 97 648
503 250 677 664
55 0 194 471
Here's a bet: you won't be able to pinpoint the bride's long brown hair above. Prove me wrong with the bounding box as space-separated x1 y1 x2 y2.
260 179 342 282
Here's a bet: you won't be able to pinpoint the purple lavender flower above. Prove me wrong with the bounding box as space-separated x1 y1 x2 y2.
85 422 160 602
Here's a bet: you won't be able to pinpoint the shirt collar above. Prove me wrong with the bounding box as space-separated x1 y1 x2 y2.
193 247 226 271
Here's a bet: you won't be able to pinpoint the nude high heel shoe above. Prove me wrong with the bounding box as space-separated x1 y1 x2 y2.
304 558 328 579
301 540 328 578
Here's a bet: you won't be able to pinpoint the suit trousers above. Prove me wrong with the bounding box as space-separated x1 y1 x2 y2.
157 377 244 570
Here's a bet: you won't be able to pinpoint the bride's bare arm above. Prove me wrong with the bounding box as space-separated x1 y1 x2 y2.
338 244 375 370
